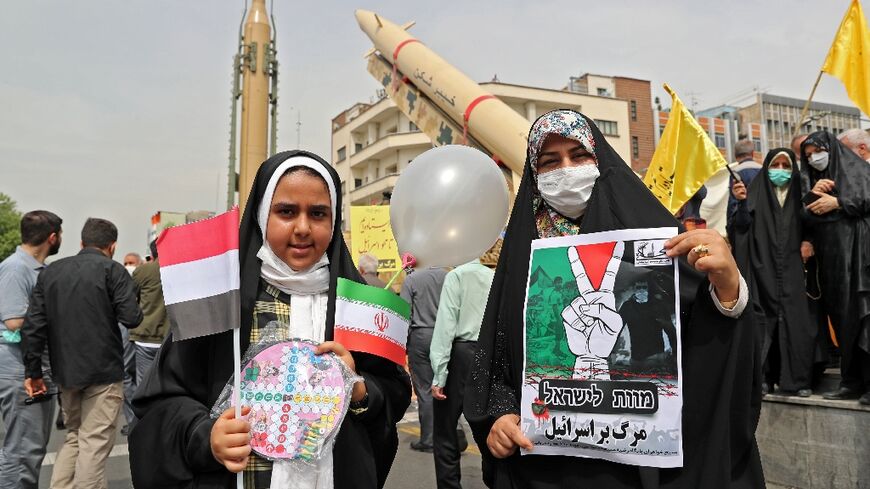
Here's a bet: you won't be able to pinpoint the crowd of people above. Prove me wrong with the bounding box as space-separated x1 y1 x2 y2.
0 114 867 489
0 215 170 488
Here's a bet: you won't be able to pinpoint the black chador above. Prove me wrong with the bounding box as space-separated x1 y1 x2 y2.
465 110 764 489
730 148 815 393
128 152 411 489
799 132 870 396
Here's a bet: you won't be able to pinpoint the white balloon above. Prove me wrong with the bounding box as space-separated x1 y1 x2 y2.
390 145 510 268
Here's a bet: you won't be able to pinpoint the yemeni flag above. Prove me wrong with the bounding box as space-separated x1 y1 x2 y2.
157 207 241 341
334 278 410 365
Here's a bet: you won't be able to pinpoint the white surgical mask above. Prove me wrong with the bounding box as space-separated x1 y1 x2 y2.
125 265 136 275
537 165 600 219
808 151 829 171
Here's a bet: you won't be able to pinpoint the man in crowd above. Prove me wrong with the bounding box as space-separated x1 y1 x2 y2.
727 139 763 226
22 218 142 488
120 251 143 435
791 134 808 161
0 211 62 489
358 252 386 288
130 240 169 387
839 128 870 163
401 264 448 453
123 252 142 274
430 259 494 489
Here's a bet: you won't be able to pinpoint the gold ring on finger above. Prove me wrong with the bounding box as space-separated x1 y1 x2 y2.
691 244 710 257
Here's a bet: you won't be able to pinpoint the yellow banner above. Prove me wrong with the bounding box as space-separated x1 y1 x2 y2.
822 0 870 116
644 84 727 215
350 206 400 272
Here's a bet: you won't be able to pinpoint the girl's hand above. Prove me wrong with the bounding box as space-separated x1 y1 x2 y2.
665 229 740 302
211 406 251 473
316 341 367 402
487 414 533 459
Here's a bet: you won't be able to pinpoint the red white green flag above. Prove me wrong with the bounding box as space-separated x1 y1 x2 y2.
334 278 410 365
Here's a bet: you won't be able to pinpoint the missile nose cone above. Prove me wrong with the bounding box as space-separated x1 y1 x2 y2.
355 9 380 38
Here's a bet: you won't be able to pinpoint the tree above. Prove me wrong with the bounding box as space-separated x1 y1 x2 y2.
0 193 22 261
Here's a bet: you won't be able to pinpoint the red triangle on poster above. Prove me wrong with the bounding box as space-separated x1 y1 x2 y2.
574 242 618 290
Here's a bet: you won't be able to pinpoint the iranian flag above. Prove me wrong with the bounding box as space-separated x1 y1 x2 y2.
334 278 410 365
156 207 241 341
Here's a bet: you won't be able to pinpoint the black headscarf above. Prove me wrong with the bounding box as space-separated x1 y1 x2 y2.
131 151 410 489
464 110 763 489
800 131 870 223
731 148 815 391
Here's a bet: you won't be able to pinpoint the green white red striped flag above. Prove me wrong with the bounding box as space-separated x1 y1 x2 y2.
334 278 410 365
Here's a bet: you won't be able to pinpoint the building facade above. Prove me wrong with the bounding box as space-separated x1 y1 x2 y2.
565 74 655 172
331 81 635 230
736 93 861 151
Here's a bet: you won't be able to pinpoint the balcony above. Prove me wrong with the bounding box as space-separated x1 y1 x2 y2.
349 174 400 205
349 131 431 168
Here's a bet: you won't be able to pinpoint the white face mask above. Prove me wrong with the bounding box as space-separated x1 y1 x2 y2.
808 151 829 171
125 265 136 275
536 165 600 219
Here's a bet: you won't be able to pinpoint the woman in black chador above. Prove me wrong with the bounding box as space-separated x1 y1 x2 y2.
129 151 411 488
799 131 870 404
729 148 815 396
465 109 764 489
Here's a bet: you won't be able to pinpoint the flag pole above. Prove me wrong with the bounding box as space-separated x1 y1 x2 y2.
234 327 243 489
793 71 824 138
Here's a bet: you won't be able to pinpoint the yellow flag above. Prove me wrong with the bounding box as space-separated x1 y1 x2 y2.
822 0 870 116
644 84 727 215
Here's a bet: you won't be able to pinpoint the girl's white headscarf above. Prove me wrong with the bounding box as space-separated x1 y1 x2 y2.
256 156 338 296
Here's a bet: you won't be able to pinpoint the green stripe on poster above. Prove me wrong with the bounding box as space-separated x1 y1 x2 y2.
337 277 410 320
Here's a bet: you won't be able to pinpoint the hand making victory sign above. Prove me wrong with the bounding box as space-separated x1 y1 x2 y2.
561 241 625 380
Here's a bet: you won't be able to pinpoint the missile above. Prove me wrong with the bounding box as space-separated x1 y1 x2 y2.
355 10 530 175
238 0 272 209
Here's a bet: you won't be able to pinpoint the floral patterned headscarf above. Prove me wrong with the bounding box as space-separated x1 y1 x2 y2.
528 110 598 237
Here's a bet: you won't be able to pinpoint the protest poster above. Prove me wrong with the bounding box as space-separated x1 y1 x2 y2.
521 227 682 467
350 206 401 273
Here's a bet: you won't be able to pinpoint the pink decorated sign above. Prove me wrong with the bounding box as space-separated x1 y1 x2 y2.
239 341 348 460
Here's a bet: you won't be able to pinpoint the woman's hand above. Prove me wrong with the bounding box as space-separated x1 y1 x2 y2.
812 179 835 194
800 241 815 263
487 414 533 459
316 341 367 402
665 229 740 302
211 406 252 473
731 181 747 201
806 192 840 215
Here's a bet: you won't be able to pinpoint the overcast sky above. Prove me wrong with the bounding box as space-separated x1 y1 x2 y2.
1 0 864 260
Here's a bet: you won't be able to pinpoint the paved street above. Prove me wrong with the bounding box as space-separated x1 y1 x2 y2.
1 401 786 488
8 401 486 489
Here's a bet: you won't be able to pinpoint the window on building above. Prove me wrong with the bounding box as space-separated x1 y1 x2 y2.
387 165 397 175
337 146 346 162
354 142 363 153
753 139 762 152
354 178 362 188
409 122 419 132
631 136 639 159
595 119 619 136
340 181 346 196
715 133 726 148
630 101 637 121
597 87 608 96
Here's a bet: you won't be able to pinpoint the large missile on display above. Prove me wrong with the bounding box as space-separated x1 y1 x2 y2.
355 10 529 175
227 0 279 210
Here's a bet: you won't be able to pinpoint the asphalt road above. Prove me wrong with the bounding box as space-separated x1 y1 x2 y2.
17 401 486 489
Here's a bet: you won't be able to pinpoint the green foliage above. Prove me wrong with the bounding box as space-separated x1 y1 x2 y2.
0 194 22 261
